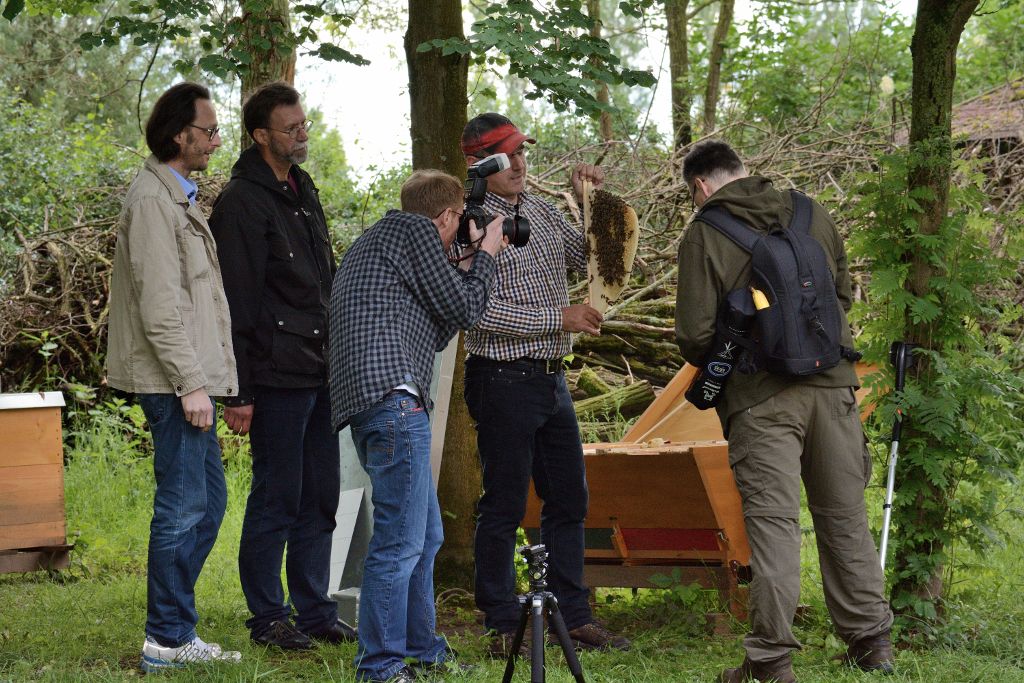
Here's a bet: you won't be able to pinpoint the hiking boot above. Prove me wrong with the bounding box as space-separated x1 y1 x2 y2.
140 635 242 672
251 619 313 650
561 621 631 652
486 630 530 659
842 630 895 674
303 618 357 644
719 654 797 683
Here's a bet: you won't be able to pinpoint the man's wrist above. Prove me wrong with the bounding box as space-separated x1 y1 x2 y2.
222 395 253 407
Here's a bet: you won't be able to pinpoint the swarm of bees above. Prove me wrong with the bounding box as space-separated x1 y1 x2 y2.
583 184 639 315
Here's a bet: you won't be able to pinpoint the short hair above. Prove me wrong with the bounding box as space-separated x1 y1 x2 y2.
145 82 211 162
243 82 301 138
463 112 514 145
682 139 746 185
400 170 463 218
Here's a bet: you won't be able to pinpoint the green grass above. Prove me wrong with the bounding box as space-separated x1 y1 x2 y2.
3 408 1024 681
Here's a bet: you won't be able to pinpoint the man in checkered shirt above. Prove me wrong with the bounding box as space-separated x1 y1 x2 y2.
329 170 505 683
461 113 631 656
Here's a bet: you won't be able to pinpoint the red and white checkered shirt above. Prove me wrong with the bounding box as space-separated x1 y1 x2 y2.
466 191 587 361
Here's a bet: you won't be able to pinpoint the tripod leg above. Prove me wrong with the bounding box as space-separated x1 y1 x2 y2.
531 593 546 683
501 598 531 683
545 595 585 683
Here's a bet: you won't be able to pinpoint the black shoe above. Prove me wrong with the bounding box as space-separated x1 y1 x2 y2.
303 618 357 644
251 619 313 650
370 665 417 682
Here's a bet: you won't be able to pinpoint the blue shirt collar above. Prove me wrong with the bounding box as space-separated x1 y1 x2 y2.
166 165 198 205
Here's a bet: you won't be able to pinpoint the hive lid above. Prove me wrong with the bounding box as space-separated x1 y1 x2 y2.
0 391 67 410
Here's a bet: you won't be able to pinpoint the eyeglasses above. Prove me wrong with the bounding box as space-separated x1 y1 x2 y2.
436 207 463 220
188 124 220 141
265 120 314 139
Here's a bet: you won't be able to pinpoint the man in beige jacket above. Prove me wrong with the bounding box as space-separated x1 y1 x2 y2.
106 82 241 673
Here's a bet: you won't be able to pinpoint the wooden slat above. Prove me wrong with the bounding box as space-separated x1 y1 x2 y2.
691 444 751 566
0 548 71 574
0 408 64 467
0 521 66 551
0 464 66 527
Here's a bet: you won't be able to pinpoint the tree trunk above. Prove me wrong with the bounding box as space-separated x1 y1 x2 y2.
664 0 692 151
588 0 613 141
238 0 296 149
405 0 468 174
702 0 733 133
893 0 979 608
405 0 475 588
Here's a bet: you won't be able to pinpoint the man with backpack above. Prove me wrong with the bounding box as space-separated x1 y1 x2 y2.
675 140 894 682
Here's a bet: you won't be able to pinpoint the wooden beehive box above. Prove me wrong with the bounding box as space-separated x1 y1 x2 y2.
0 391 72 573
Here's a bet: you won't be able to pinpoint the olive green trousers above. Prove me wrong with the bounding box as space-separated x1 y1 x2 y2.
725 384 894 663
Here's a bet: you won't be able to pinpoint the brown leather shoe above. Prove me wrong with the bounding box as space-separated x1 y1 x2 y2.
842 631 895 674
486 630 530 659
561 621 631 652
719 654 797 683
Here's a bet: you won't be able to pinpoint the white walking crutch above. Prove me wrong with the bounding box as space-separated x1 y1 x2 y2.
879 340 917 570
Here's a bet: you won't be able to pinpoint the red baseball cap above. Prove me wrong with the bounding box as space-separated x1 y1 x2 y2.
461 122 536 157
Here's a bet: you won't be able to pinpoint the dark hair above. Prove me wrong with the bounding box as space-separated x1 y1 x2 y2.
400 170 463 218
243 82 301 138
682 139 745 185
145 82 211 162
462 112 514 147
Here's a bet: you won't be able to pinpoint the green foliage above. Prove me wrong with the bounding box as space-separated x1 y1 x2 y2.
726 2 912 135
847 148 1024 634
0 90 135 277
955 0 1024 99
27 0 370 80
423 0 655 118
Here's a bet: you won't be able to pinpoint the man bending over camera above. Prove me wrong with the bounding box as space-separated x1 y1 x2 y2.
329 170 505 683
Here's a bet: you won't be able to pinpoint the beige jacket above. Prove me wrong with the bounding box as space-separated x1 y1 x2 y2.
106 156 238 398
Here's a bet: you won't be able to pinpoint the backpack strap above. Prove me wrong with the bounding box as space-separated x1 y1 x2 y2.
787 190 812 234
696 205 758 254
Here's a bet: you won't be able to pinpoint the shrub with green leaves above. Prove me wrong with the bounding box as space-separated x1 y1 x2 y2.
847 148 1024 639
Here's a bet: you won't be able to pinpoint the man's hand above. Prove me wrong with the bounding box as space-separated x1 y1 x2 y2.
479 215 508 257
570 163 605 203
561 304 603 335
224 404 254 436
181 388 215 431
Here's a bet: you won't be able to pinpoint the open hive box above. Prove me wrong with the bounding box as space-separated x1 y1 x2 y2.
523 363 877 619
0 392 72 573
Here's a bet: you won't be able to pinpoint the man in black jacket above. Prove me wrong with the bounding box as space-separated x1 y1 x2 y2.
210 82 354 650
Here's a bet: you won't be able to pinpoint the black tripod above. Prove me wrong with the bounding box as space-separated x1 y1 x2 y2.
501 544 585 683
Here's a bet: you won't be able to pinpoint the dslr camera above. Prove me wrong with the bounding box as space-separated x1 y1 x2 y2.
456 153 530 248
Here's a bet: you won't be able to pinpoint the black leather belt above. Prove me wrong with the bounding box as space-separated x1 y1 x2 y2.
469 356 564 375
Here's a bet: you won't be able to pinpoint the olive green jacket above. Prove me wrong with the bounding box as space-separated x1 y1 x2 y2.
675 176 858 428
106 156 238 398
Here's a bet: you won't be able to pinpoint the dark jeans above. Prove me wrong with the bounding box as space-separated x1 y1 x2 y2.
349 390 447 681
238 385 341 633
138 393 226 647
464 357 592 633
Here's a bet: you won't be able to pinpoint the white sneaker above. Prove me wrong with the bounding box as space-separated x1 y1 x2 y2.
140 634 242 672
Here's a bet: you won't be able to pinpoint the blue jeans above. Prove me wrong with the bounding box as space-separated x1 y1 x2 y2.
238 386 341 633
464 357 592 633
138 393 226 647
349 391 447 681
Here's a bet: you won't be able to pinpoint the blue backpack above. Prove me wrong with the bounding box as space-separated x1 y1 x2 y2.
697 190 859 376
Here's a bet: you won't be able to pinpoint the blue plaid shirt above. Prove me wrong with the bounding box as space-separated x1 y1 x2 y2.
465 191 587 361
329 209 497 430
